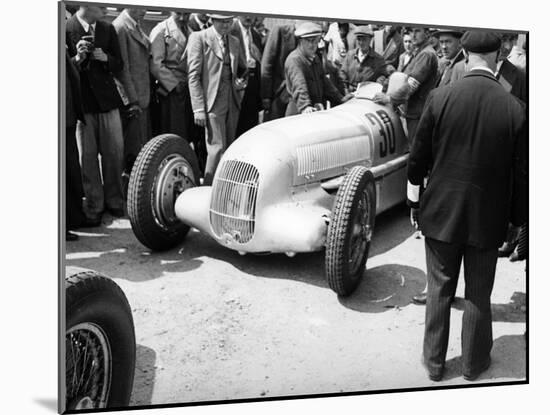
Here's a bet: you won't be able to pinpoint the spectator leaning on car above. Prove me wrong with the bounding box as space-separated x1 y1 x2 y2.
284 22 351 116
66 5 126 223
340 25 389 94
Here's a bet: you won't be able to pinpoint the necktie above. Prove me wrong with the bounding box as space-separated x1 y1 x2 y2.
222 35 228 56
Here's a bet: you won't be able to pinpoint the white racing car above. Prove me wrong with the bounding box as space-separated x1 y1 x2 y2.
127 83 409 296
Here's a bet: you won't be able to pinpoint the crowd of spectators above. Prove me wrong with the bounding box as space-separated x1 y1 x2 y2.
65 5 527 251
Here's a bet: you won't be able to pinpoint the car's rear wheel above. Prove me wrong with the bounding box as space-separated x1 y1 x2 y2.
127 134 200 251
325 166 376 296
65 269 135 410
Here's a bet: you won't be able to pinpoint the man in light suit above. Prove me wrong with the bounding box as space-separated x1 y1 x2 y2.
187 14 248 185
112 8 151 180
150 11 206 172
408 31 527 381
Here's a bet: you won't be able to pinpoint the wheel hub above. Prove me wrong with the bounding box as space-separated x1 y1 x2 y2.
153 155 196 229
75 396 94 410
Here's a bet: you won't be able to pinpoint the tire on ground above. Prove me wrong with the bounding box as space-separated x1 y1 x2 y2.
128 134 200 251
65 269 136 410
325 166 376 296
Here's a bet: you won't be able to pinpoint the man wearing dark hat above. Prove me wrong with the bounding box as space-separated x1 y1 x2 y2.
284 22 349 115
340 25 389 93
260 22 297 120
435 29 465 87
407 30 527 382
187 14 248 185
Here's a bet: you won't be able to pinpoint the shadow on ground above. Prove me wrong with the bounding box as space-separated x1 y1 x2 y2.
34 398 57 413
452 291 526 323
130 344 157 407
339 263 426 312
441 334 526 381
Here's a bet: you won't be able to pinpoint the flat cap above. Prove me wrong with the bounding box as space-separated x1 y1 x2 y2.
434 28 464 38
461 30 501 53
354 25 374 37
294 22 323 38
208 13 234 20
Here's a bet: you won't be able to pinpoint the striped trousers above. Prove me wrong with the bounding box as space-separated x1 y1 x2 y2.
423 237 498 376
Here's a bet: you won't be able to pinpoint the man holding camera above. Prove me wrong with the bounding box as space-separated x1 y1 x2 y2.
66 5 125 223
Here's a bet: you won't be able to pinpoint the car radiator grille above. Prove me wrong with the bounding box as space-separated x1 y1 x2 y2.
210 160 260 244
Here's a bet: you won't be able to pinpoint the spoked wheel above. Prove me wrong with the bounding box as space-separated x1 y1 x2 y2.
65 268 136 411
128 134 200 251
325 166 376 296
66 323 111 410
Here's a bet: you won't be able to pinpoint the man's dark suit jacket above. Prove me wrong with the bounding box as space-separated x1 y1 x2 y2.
408 69 527 249
260 24 296 103
66 15 124 113
497 58 527 103
230 21 264 109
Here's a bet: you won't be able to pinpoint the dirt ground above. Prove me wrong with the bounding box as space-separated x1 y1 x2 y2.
65 204 526 407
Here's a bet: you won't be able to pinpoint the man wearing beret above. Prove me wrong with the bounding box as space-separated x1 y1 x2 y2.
187 14 248 185
407 30 527 381
260 22 297 120
449 32 526 102
284 22 350 115
340 26 389 93
434 29 465 87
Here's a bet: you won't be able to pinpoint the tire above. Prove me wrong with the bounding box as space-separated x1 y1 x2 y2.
65 269 136 410
325 166 376 296
128 134 200 251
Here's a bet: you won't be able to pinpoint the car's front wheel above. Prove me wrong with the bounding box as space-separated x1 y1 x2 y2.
325 166 376 296
127 134 200 251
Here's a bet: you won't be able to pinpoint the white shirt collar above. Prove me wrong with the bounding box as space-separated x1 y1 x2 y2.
509 45 525 56
470 66 496 76
76 12 95 33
